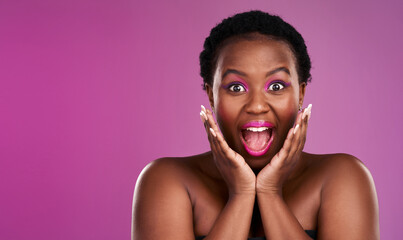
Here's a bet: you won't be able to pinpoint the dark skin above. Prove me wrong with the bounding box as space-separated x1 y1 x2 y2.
132 35 379 239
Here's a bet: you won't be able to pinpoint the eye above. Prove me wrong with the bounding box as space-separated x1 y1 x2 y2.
228 84 246 92
268 82 285 91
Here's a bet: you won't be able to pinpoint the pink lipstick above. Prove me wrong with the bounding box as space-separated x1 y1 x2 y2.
240 121 274 157
241 121 274 128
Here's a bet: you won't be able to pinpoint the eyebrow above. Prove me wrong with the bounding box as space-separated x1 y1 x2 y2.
222 67 291 79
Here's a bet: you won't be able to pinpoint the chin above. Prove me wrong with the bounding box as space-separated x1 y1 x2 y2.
243 149 277 171
247 159 270 171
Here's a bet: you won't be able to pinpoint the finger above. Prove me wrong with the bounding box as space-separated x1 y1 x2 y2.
290 114 303 158
201 107 236 168
200 108 209 127
214 128 228 151
208 128 221 158
209 128 234 169
291 109 303 137
205 108 221 135
273 126 295 166
203 108 223 147
201 104 207 114
289 106 312 166
214 128 242 166
205 111 233 162
200 108 219 156
295 104 312 152
209 127 219 148
201 107 217 143
202 108 228 163
298 105 311 151
200 105 218 143
280 110 302 158
302 104 312 122
278 111 302 167
204 108 243 166
200 110 212 140
200 112 208 133
204 108 227 152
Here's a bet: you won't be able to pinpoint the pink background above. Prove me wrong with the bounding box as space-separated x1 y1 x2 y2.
1 0 402 239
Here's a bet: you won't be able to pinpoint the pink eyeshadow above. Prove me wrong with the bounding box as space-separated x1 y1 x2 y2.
221 77 249 91
264 79 291 90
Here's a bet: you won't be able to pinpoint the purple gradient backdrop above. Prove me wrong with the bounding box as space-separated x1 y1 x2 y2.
1 0 402 239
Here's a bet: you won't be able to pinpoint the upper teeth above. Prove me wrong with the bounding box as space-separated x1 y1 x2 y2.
246 127 269 132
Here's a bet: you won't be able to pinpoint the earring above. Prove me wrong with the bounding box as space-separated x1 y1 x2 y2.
299 105 302 111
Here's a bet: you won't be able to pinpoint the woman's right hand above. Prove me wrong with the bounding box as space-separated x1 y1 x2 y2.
201 106 256 197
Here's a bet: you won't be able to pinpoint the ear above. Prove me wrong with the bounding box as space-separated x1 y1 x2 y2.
299 82 306 108
204 83 215 111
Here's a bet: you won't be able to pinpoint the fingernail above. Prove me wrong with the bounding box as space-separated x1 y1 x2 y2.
307 104 312 120
293 124 300 134
303 104 312 120
302 108 308 120
200 112 205 122
200 111 207 121
201 105 206 113
209 128 217 137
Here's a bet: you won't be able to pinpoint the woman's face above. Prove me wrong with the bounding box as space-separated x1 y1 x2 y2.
205 35 306 170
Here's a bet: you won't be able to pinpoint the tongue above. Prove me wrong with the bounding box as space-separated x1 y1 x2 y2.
243 130 271 151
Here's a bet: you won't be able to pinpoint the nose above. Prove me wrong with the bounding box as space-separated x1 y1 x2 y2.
244 91 270 115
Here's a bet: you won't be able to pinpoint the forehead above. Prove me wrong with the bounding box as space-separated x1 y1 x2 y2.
216 36 297 73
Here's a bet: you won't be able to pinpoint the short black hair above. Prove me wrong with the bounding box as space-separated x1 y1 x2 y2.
199 10 312 90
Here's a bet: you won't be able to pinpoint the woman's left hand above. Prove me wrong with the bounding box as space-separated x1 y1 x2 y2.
256 104 312 196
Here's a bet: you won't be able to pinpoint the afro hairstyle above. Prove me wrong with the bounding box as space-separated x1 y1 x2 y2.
199 10 312 90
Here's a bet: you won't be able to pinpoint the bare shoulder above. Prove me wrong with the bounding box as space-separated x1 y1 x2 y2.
136 156 194 186
134 152 208 191
306 153 379 240
131 153 208 240
307 153 373 181
306 152 378 211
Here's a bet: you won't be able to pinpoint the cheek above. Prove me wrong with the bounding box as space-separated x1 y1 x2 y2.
286 107 299 127
275 97 299 128
216 97 236 130
214 94 242 143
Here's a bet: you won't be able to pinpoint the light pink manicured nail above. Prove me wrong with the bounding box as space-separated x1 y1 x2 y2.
200 112 205 122
209 128 217 137
201 105 206 113
302 108 308 120
303 104 312 120
293 124 300 134
200 111 208 121
307 104 312 120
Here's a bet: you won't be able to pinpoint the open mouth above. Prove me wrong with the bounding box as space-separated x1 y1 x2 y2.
240 126 274 157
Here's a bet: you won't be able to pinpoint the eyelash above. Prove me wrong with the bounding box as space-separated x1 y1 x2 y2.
267 81 286 91
224 81 288 93
225 82 247 92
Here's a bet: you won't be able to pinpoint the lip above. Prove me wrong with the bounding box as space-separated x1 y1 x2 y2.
240 121 275 157
241 121 274 129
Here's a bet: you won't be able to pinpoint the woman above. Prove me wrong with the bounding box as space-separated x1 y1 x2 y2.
132 10 379 240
